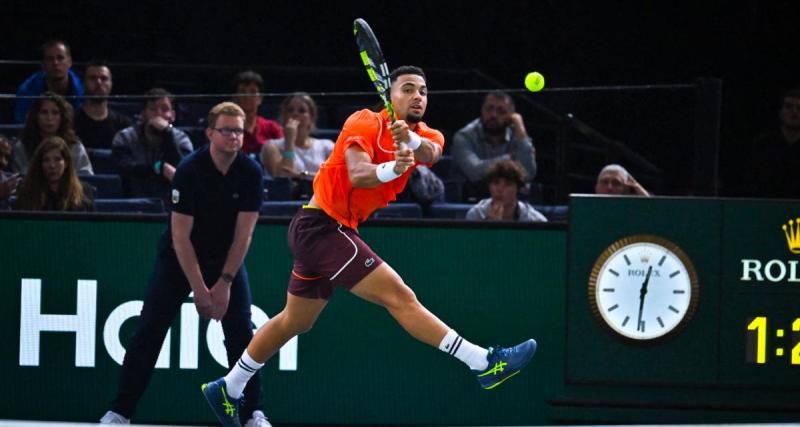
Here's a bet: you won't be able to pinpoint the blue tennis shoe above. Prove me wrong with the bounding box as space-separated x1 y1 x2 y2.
475 339 537 390
201 377 242 427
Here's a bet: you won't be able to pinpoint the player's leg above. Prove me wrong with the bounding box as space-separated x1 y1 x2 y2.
202 291 327 427
350 262 447 346
349 261 537 390
219 267 263 426
104 256 189 422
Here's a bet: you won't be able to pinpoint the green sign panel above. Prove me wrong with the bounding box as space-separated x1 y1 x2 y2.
2 214 566 425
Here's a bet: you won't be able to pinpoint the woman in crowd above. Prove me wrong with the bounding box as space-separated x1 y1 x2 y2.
12 92 93 175
15 136 94 211
259 92 334 179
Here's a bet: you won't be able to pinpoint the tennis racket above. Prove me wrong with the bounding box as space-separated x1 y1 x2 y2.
353 18 395 123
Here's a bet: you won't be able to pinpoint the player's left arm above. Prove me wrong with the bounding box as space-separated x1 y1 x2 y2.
389 120 442 164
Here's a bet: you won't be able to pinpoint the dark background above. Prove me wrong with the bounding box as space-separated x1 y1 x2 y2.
2 0 798 198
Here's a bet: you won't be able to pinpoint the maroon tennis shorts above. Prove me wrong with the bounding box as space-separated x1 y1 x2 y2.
286 207 384 300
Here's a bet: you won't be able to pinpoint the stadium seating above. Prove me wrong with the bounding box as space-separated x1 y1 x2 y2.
260 200 304 217
263 176 292 201
88 149 118 174
371 203 422 219
430 155 452 180
94 197 165 213
81 174 123 198
428 203 473 219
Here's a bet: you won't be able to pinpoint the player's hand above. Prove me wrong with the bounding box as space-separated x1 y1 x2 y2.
389 120 411 145
209 279 231 321
393 142 414 175
193 287 214 319
488 201 504 220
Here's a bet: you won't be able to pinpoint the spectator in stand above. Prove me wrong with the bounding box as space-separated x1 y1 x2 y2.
466 159 547 222
594 164 650 196
745 88 800 199
14 136 94 211
15 40 84 123
451 91 537 202
11 92 93 176
0 135 22 208
231 70 283 157
74 60 132 152
112 88 193 200
260 92 334 179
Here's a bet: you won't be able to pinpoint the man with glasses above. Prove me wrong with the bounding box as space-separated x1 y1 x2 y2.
101 102 268 426
745 88 800 198
14 40 84 123
112 88 193 200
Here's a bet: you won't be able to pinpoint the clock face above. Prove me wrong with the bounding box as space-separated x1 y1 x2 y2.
588 235 699 343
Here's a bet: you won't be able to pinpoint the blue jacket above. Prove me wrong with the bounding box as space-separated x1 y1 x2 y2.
14 70 84 123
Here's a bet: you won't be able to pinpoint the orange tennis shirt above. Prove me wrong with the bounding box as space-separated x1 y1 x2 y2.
313 109 445 229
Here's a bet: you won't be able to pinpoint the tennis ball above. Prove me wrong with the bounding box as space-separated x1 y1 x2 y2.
524 72 545 92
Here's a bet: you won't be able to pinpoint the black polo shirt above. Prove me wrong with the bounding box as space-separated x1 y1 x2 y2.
159 145 263 267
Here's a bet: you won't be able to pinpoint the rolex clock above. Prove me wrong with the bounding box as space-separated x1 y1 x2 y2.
588 234 699 343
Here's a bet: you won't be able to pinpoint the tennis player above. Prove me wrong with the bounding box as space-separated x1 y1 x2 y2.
202 66 537 427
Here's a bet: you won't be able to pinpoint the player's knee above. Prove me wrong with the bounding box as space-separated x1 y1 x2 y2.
386 283 419 311
290 318 316 335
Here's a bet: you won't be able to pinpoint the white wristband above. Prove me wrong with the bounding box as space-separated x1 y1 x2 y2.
406 131 422 151
376 161 401 183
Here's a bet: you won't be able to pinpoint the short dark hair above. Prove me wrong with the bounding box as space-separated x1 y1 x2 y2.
486 159 527 187
40 39 71 58
142 87 174 110
85 59 109 71
784 88 800 101
390 66 426 84
484 90 515 109
233 70 264 92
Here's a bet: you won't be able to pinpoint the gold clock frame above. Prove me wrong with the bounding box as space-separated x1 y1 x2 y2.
587 234 700 345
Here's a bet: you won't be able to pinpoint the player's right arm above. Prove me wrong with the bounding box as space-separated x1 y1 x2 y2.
171 211 213 319
345 143 414 188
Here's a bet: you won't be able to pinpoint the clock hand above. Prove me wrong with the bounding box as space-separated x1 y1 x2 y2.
637 266 653 332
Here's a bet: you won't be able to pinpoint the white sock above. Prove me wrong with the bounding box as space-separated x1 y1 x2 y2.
224 350 264 398
438 329 489 371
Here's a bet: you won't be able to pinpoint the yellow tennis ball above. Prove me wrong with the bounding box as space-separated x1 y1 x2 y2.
525 72 545 92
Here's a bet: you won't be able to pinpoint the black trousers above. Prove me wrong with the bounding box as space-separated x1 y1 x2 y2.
111 253 262 420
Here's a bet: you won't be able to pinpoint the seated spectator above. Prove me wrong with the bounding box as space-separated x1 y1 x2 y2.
74 60 132 152
452 90 537 202
231 70 283 156
112 88 193 200
15 136 94 211
466 159 547 222
594 164 650 196
744 87 800 199
260 92 334 180
15 40 84 123
0 135 22 208
11 92 93 176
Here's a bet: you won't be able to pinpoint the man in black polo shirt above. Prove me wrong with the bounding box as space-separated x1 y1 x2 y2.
101 102 268 426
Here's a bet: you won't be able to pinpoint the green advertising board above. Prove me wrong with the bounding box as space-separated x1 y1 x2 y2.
2 213 566 425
